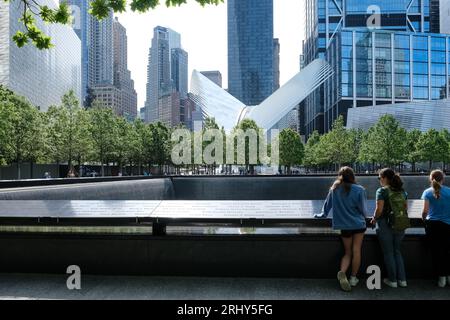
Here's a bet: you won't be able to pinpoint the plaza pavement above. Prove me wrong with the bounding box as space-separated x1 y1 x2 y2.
0 274 448 300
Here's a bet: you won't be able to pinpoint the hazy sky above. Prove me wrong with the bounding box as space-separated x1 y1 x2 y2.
116 0 305 108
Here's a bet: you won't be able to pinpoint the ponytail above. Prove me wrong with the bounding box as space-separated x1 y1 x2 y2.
391 174 404 191
379 168 403 192
430 170 445 200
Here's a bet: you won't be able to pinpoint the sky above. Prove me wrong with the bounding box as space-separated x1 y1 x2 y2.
116 0 305 108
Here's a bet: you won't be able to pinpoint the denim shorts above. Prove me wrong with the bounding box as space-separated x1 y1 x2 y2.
341 228 367 238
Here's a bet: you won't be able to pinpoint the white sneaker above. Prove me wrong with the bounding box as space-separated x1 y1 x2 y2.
337 271 351 292
398 281 407 288
349 276 359 287
438 277 447 288
383 278 398 288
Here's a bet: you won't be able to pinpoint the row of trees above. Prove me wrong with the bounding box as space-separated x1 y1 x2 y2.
304 116 450 172
0 86 305 178
2 85 448 179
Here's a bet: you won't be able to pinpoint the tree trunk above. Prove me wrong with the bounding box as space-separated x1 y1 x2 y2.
17 161 20 180
30 161 34 179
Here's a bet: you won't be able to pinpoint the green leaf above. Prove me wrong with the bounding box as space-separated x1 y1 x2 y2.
12 31 29 47
130 0 160 12
19 10 34 26
109 0 127 13
32 34 54 50
89 0 111 20
54 2 72 24
40 6 56 23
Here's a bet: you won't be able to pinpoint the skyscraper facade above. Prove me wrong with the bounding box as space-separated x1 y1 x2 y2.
113 17 138 119
0 0 81 111
228 0 274 106
273 38 280 91
303 0 433 136
144 26 189 127
79 13 138 119
67 0 90 105
89 11 114 87
200 71 223 88
144 26 182 123
171 48 188 99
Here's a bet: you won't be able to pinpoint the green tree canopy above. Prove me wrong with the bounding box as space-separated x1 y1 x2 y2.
88 101 118 176
358 115 407 167
416 129 449 170
0 87 42 178
279 128 304 173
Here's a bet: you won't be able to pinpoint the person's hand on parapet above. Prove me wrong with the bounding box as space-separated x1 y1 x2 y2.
314 213 325 219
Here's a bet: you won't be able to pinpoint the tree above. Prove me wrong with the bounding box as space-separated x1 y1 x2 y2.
88 101 118 176
316 116 354 169
358 115 407 168
231 119 263 175
416 129 449 171
113 116 133 175
405 129 422 173
148 122 170 174
439 129 450 171
303 130 321 169
0 86 15 165
0 90 42 179
10 0 223 49
46 91 85 172
279 128 304 174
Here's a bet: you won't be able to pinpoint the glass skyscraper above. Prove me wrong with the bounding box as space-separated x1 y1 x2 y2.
67 0 90 105
303 0 433 136
325 29 450 131
228 0 274 106
0 0 81 111
144 27 182 123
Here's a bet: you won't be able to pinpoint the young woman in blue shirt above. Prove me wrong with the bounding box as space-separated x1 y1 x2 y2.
316 167 368 292
422 170 450 288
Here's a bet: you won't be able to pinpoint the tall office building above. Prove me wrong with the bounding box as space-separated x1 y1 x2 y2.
171 48 188 99
89 11 114 87
112 17 137 119
82 14 137 119
144 26 181 123
273 38 280 91
144 26 189 126
228 0 274 106
67 0 90 105
200 71 223 88
303 0 433 136
430 0 441 33
0 0 81 111
439 0 450 34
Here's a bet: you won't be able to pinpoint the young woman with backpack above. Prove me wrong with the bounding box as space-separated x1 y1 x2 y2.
370 168 409 288
421 170 450 288
315 167 368 292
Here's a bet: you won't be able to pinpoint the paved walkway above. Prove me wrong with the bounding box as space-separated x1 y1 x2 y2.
0 274 449 300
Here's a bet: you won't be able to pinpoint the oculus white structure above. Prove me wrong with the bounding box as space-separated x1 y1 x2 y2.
347 99 450 132
190 59 333 131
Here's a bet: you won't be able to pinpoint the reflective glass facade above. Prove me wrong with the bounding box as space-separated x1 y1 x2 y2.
325 29 450 132
0 1 81 111
303 0 431 136
67 0 90 105
228 0 274 106
347 99 450 132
